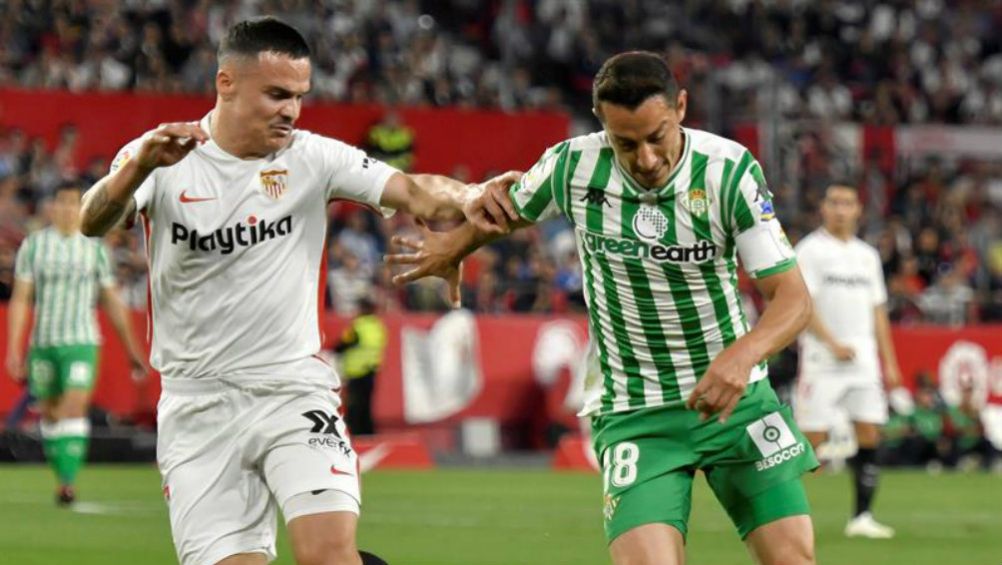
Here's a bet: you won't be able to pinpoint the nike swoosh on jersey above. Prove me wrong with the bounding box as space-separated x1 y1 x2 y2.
330 464 354 476
179 190 216 203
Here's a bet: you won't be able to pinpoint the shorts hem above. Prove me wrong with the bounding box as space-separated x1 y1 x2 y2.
607 519 688 546
195 541 274 565
739 509 811 540
284 502 361 524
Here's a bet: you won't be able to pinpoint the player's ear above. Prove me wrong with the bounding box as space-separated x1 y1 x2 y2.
216 68 236 101
592 104 603 123
673 89 688 123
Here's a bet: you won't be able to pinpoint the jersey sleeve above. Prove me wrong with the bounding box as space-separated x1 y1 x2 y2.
724 152 796 278
96 244 116 289
108 138 156 213
13 235 34 283
508 141 569 223
869 248 888 306
315 134 399 216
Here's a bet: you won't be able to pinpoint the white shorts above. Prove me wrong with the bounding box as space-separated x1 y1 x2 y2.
794 372 889 432
157 379 360 565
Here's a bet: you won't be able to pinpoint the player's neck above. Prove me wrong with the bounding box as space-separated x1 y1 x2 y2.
53 223 78 237
824 226 854 242
209 108 270 160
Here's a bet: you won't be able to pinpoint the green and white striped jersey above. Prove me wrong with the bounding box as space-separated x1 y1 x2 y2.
510 127 796 416
13 228 116 347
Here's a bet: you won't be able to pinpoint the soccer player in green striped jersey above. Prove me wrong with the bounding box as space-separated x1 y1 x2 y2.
389 52 819 565
5 182 147 506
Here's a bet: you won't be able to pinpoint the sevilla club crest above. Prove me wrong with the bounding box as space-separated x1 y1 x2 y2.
260 169 289 200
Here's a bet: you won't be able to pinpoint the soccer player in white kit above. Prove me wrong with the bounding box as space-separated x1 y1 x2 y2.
794 183 903 539
78 17 513 565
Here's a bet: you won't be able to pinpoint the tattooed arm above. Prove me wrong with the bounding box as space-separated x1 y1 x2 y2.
81 122 209 236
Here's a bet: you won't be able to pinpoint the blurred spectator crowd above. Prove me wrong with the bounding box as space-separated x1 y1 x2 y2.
878 372 998 472
0 0 999 324
3 0 1002 122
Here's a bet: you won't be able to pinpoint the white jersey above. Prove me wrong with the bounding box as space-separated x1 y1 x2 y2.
109 114 397 385
795 229 886 376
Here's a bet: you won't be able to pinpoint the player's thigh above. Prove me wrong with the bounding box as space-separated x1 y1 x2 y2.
702 382 817 539
257 388 360 521
287 509 360 565
57 345 98 390
793 374 847 433
158 390 279 565
609 523 685 565
27 347 59 401
592 408 698 545
56 388 92 419
744 514 815 565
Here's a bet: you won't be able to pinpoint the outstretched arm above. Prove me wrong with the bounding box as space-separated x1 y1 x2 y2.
379 171 521 233
385 182 532 307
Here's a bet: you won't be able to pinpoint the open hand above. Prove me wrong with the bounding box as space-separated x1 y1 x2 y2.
137 122 209 171
829 342 855 362
463 170 522 234
129 355 149 383
386 221 464 308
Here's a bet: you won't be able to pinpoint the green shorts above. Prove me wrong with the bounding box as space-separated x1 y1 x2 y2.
591 380 818 543
27 344 99 399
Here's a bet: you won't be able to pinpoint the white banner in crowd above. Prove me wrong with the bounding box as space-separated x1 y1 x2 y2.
531 320 588 412
401 309 482 423
896 125 1002 159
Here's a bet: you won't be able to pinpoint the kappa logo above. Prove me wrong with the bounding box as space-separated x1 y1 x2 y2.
746 412 806 471
580 187 611 207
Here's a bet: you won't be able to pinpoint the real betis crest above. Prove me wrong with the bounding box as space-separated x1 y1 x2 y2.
687 187 708 218
633 203 669 241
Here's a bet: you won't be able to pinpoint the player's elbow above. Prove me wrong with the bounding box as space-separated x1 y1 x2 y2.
789 280 813 335
79 212 105 237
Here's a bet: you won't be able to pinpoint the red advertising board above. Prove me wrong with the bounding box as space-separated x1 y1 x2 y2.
0 88 569 181
1 307 999 431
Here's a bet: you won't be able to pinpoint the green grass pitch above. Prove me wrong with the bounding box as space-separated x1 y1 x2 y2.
0 465 998 564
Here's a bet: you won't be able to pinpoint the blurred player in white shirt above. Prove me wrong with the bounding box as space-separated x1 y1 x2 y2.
794 183 903 540
79 17 513 565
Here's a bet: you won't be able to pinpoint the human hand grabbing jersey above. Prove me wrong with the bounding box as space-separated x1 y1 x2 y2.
462 170 522 234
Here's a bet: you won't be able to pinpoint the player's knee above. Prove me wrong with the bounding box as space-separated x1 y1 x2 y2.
770 534 815 565
292 531 360 565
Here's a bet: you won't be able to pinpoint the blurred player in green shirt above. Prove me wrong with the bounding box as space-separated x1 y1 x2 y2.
5 181 147 506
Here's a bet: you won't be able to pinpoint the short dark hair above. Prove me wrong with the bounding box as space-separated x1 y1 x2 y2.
593 51 680 112
825 182 859 196
218 17 311 62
